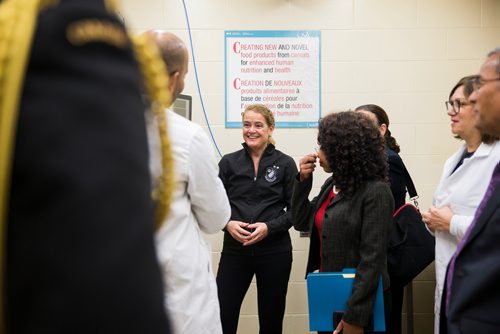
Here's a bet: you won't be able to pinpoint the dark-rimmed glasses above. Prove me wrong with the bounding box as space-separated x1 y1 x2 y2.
445 99 471 114
471 75 500 91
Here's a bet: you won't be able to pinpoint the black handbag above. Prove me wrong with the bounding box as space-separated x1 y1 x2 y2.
387 164 435 287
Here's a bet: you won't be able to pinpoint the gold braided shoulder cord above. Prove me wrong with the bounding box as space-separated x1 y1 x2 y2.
0 0 57 331
104 0 119 12
131 34 174 230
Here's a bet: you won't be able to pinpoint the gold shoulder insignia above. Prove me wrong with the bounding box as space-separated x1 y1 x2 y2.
131 34 174 231
104 0 119 12
66 19 128 48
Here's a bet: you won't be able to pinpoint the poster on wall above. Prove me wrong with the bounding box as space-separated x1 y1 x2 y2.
225 30 321 128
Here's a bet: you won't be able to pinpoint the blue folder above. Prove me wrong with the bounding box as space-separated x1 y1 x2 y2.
307 268 385 332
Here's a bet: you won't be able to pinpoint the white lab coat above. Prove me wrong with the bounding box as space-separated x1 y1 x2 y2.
148 110 230 334
431 140 500 333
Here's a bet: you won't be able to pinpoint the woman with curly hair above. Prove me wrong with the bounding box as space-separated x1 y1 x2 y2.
293 111 394 334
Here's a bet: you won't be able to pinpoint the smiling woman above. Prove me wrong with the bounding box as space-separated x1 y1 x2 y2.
216 103 298 334
422 75 500 333
446 76 484 144
242 105 275 153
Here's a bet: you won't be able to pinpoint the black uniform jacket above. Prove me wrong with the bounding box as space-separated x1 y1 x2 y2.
5 1 170 333
218 143 297 256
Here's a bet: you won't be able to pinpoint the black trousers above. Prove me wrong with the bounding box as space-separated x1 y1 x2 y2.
387 283 404 334
216 251 292 334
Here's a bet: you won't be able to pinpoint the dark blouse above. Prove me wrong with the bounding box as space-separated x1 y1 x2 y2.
451 149 475 174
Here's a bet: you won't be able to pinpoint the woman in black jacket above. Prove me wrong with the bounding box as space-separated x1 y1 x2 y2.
217 104 297 334
355 104 406 209
293 111 393 334
355 104 407 334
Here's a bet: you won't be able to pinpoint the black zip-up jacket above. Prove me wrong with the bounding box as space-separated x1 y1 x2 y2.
218 143 297 256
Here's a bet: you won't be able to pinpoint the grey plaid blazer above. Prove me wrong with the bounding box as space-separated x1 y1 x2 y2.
292 176 393 327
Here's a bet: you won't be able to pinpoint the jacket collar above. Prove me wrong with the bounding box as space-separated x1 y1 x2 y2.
474 141 499 158
242 142 275 157
317 177 343 208
448 141 498 172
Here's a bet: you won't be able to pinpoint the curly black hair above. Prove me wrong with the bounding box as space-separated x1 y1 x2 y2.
318 111 388 198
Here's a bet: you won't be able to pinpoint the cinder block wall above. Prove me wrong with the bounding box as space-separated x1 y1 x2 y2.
120 0 500 333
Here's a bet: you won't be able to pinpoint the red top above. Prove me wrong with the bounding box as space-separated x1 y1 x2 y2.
314 188 336 271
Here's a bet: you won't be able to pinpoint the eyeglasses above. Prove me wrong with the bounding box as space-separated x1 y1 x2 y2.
471 75 500 91
445 99 471 114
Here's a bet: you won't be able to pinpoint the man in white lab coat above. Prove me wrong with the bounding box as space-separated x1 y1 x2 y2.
145 31 231 334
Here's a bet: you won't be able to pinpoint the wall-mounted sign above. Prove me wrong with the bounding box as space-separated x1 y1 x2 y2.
225 30 321 128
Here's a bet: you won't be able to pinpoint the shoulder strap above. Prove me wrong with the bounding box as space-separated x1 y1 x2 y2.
401 161 419 206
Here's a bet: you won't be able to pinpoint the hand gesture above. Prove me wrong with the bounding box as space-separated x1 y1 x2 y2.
422 206 453 232
299 153 318 181
225 220 251 243
242 222 269 246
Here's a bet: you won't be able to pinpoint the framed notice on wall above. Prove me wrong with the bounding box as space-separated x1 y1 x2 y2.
225 30 321 128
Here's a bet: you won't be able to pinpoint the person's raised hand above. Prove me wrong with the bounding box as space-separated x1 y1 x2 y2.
299 153 318 181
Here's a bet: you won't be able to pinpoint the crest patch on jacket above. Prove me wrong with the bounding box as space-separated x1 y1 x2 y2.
265 165 279 182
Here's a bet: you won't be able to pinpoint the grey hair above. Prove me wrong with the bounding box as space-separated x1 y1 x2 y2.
487 47 500 57
487 47 500 74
